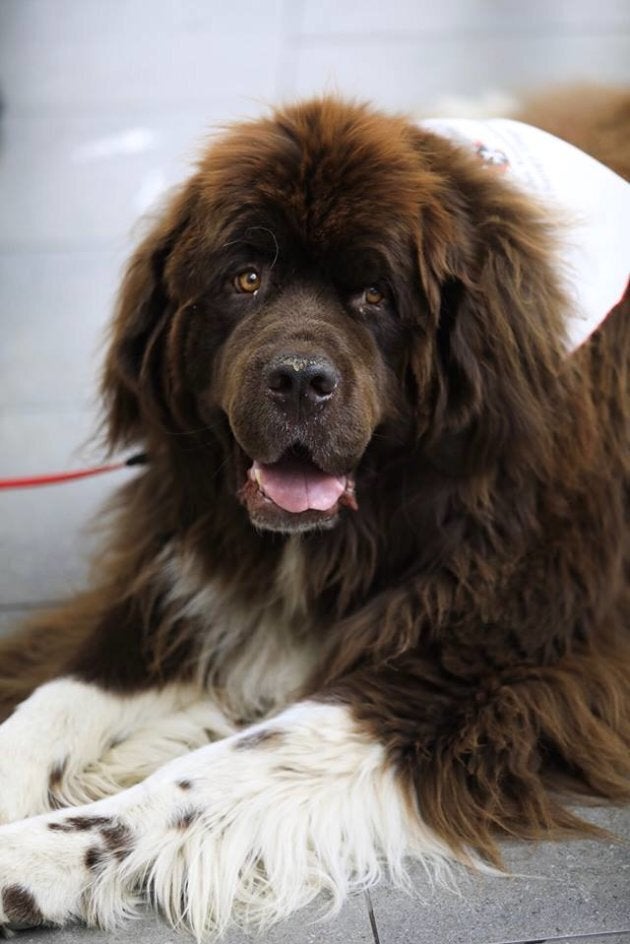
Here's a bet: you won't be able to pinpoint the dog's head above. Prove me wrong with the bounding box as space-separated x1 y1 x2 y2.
103 99 565 535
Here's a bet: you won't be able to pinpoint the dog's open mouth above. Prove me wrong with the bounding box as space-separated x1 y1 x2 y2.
238 447 357 532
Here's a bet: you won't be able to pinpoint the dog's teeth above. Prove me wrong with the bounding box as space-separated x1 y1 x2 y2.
247 466 262 486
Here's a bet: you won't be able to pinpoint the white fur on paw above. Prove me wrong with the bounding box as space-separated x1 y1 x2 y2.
0 804 144 932
0 679 232 823
0 817 95 929
55 699 237 808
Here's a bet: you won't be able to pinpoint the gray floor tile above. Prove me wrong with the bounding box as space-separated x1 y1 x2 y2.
223 893 373 944
370 806 630 944
548 936 630 943
295 33 630 112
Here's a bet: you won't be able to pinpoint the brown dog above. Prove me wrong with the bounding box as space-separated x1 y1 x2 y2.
0 90 628 937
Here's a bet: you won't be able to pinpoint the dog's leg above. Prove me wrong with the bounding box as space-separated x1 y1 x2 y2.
0 701 454 937
0 678 236 824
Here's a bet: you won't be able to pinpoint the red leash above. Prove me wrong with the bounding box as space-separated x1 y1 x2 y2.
0 453 148 490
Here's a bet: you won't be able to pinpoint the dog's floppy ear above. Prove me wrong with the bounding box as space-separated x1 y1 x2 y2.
101 188 194 452
412 143 568 475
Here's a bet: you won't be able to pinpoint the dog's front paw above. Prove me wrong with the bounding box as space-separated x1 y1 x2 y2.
0 821 69 932
0 808 140 934
0 817 91 932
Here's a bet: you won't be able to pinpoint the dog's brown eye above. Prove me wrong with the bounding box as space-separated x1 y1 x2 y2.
365 287 384 305
234 269 261 294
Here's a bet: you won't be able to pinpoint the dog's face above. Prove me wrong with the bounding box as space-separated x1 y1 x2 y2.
195 173 423 532
103 99 563 535
213 274 398 533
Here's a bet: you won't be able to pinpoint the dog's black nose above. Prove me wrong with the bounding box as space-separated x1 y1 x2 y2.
265 356 339 412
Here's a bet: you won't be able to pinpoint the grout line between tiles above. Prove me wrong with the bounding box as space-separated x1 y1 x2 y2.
489 927 630 944
363 889 381 944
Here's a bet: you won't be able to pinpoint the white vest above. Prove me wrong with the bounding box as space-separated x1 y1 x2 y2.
421 118 630 352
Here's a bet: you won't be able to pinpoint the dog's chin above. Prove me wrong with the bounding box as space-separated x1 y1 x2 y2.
240 480 343 534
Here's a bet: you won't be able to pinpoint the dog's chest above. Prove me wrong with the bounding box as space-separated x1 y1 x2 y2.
163 538 318 723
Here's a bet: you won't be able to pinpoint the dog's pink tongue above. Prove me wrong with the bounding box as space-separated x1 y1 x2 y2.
253 460 345 513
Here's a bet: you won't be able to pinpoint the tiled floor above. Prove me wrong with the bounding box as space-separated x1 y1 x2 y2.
1 2 629 942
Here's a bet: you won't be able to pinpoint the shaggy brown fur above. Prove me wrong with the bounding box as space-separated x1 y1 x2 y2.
1 91 629 869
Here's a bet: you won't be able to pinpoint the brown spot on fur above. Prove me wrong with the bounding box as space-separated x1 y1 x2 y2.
235 729 284 751
47 758 68 811
48 759 67 790
49 814 111 833
2 885 43 928
100 822 133 861
177 779 193 791
171 808 201 830
85 846 105 871
47 793 66 812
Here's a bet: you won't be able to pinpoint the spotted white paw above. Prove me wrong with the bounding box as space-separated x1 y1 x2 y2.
0 679 234 825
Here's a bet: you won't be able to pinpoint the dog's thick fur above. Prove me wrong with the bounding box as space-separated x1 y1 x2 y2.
0 91 628 938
